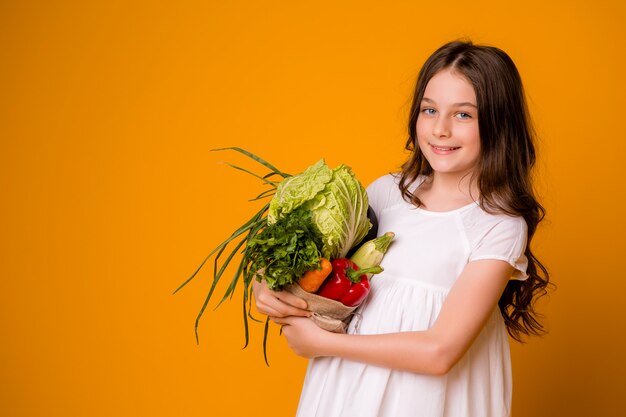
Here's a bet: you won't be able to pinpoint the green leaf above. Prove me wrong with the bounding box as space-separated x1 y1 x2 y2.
220 162 280 188
245 207 323 291
249 188 276 202
173 211 262 294
242 282 250 349
211 147 290 178
217 217 267 307
263 316 271 367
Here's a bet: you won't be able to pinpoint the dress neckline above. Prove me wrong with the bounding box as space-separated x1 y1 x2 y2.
413 201 479 215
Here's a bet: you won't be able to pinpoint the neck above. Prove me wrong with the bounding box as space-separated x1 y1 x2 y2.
416 171 480 211
430 171 478 197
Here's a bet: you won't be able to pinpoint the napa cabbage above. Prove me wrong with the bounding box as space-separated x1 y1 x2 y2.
268 159 371 259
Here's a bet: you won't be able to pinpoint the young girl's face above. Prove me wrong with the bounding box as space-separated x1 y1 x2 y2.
416 68 481 179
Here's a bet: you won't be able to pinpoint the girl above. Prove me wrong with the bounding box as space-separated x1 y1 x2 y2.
253 40 550 417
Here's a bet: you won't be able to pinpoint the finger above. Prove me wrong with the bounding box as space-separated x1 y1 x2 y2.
253 286 287 316
274 290 308 310
256 292 310 318
274 303 311 318
252 277 307 310
254 302 284 318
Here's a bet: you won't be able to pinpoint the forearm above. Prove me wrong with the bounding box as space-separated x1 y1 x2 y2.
319 330 452 376
280 261 512 375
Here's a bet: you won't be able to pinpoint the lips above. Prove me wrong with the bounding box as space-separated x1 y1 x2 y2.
430 144 460 154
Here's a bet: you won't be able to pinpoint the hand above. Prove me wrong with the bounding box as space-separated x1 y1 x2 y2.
271 316 332 358
252 278 310 318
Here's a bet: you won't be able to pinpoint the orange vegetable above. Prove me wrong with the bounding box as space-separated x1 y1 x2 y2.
298 258 333 293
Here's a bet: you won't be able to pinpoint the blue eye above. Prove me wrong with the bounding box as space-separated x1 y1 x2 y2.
456 112 472 119
421 108 436 115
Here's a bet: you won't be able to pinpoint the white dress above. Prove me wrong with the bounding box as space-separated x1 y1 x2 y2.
295 174 529 417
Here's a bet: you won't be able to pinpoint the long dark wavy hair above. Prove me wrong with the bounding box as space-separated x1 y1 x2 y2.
400 40 551 341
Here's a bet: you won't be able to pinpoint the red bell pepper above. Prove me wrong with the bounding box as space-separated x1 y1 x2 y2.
340 273 370 307
316 258 382 307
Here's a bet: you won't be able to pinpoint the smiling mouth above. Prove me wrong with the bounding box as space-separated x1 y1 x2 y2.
430 144 461 151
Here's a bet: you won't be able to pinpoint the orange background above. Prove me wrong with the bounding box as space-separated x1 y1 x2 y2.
1 1 625 416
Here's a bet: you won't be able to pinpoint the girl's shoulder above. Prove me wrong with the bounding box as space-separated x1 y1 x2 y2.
366 173 406 214
461 207 529 276
461 204 528 233
466 209 529 278
366 173 400 193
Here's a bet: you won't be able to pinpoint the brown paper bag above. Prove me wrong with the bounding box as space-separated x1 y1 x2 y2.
283 283 358 333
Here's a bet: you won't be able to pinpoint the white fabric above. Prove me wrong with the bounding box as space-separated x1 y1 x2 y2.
295 174 529 417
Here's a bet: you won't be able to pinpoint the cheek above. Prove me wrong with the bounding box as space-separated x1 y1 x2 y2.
470 132 482 153
415 121 428 150
415 118 429 141
458 124 481 148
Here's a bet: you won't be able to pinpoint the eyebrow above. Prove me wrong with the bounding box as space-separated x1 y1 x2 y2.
421 97 477 108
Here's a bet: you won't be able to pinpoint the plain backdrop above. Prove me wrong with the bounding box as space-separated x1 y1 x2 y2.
1 1 625 416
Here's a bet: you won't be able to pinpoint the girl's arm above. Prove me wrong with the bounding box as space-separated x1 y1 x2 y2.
274 259 513 375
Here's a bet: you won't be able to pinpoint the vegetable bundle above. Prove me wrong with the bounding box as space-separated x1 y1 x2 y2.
285 231 394 333
175 148 386 362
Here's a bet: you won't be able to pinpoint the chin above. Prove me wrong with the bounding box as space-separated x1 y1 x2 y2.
429 164 477 178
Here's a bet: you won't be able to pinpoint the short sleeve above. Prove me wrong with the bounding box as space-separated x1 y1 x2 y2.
365 174 403 220
468 216 529 280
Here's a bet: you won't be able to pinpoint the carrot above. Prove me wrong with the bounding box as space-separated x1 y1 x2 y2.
298 258 333 293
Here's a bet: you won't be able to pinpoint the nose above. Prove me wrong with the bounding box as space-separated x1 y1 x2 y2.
432 116 451 138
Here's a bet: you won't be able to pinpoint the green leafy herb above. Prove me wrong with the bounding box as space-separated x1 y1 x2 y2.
246 207 323 291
